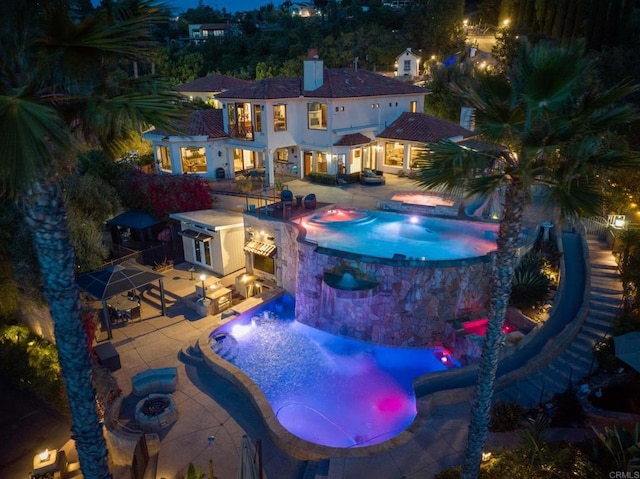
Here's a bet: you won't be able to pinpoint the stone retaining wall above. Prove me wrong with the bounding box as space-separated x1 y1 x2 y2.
295 240 494 347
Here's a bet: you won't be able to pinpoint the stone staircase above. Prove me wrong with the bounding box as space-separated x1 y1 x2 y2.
495 235 623 408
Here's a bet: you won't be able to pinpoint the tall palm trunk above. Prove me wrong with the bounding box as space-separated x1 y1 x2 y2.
461 179 525 479
20 178 111 479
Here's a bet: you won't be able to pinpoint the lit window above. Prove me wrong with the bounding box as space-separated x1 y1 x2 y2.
307 102 327 130
384 142 404 167
181 147 206 173
273 104 287 132
156 146 171 171
410 101 418 113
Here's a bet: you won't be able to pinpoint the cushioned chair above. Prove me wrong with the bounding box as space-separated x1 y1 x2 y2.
360 169 386 185
303 193 317 209
281 189 294 206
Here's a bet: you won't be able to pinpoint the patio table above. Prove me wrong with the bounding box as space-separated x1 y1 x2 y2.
108 295 141 320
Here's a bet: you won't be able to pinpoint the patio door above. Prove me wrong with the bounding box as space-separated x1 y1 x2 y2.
303 151 312 176
193 239 212 267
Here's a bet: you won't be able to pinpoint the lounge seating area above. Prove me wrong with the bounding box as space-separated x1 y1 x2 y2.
131 367 178 397
360 169 386 185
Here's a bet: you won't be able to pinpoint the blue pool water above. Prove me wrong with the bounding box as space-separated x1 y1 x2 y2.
209 294 460 448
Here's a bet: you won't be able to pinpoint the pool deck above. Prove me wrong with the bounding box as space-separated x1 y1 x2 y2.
2 175 622 479
103 263 475 479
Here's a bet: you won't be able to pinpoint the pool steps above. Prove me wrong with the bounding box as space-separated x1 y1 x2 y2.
210 333 239 362
179 339 204 365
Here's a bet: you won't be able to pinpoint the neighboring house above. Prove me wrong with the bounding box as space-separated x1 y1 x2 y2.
188 23 233 44
144 50 476 183
143 109 231 179
174 74 251 108
395 48 422 78
377 112 474 172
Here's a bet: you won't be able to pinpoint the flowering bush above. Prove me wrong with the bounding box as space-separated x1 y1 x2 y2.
119 171 214 219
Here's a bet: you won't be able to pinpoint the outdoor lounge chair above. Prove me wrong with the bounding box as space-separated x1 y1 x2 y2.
281 189 294 206
360 169 385 185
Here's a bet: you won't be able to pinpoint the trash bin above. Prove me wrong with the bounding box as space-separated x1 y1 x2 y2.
215 167 226 179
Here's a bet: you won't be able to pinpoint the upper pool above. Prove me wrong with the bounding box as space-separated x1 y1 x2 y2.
301 208 498 261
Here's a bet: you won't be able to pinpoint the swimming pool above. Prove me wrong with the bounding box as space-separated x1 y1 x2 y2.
208 294 460 449
301 208 498 261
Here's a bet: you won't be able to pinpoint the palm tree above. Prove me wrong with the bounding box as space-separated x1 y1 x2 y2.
0 1 185 478
414 40 638 479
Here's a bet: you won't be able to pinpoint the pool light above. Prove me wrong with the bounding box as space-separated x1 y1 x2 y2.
409 216 419 224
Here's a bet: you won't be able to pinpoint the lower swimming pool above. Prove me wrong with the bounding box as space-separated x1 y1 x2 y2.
208 294 460 448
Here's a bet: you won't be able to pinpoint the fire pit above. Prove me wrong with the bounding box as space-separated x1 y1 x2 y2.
134 393 178 432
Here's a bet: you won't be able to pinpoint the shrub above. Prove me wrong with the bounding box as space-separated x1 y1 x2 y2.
490 400 525 432
0 324 68 414
309 172 338 185
510 252 552 310
549 388 586 427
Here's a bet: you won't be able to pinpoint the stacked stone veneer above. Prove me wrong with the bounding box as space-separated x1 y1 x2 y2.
295 240 494 348
244 212 495 348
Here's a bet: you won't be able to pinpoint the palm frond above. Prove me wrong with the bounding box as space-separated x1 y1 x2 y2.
40 0 167 58
412 140 497 192
517 41 587 114
546 179 604 218
0 95 70 197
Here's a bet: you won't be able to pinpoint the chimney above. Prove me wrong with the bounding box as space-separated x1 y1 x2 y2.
304 48 323 91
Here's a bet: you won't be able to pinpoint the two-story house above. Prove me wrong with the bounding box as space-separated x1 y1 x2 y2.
143 50 475 184
214 50 427 186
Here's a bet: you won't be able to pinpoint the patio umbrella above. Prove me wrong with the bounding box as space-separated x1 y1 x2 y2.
238 435 259 479
614 331 640 373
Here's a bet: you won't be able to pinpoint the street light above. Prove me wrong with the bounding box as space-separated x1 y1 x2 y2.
200 274 207 299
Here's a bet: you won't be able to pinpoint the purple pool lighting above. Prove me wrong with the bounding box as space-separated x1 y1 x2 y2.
209 295 460 448
303 208 498 261
462 318 517 336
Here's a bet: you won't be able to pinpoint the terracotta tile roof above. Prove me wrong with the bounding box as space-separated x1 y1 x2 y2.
216 68 427 100
147 109 226 139
334 133 373 146
215 77 303 100
377 112 474 143
175 74 250 93
310 68 427 97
